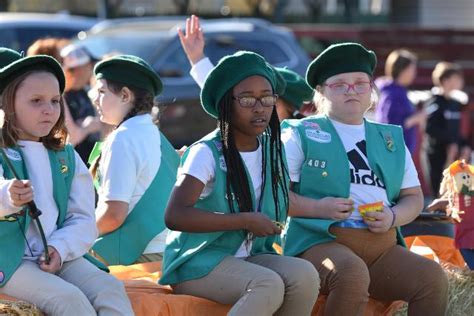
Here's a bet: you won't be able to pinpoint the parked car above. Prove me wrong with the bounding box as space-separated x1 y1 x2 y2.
77 18 311 147
0 12 96 53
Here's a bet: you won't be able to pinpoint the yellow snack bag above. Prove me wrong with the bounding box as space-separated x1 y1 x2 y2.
358 201 384 221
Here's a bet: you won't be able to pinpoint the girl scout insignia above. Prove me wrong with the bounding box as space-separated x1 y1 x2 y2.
60 158 68 173
382 131 395 152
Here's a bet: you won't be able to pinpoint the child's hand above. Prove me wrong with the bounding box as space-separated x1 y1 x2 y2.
319 197 354 220
8 179 34 207
241 212 281 237
364 207 393 233
178 15 205 65
39 246 62 274
426 198 449 212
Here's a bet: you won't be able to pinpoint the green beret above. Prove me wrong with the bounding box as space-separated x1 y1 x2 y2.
0 55 65 94
201 51 279 119
306 42 377 87
94 55 163 96
275 67 314 110
0 47 21 68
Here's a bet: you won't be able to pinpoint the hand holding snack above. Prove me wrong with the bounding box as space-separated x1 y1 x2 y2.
359 201 384 221
360 202 394 233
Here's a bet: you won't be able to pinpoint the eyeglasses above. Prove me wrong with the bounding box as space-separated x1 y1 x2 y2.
323 81 372 95
232 95 278 108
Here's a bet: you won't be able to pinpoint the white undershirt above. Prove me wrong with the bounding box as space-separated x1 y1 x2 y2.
97 114 168 254
282 119 420 221
0 141 97 263
179 142 263 258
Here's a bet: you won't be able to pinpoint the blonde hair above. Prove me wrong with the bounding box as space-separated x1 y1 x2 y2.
432 62 463 87
384 49 417 80
0 70 67 150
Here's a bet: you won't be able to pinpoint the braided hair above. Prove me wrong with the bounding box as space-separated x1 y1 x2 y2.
217 89 289 222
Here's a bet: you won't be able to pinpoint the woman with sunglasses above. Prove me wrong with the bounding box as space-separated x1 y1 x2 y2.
160 51 319 316
281 43 448 315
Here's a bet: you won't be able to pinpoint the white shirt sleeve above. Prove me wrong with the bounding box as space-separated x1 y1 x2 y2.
48 151 98 263
190 57 214 89
0 165 22 216
281 127 305 183
99 137 141 203
179 143 215 186
401 146 421 189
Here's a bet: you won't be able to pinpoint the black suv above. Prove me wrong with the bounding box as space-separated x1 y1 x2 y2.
78 18 311 146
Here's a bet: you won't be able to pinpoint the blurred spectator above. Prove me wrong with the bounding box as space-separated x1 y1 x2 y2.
61 43 102 163
27 38 100 149
27 37 70 62
425 62 470 197
375 49 425 154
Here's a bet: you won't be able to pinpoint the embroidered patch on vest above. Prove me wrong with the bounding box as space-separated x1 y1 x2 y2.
305 129 331 143
59 158 68 174
302 121 321 130
219 155 227 171
4 148 22 161
214 140 223 152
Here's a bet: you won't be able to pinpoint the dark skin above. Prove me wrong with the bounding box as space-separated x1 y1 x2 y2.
165 76 281 237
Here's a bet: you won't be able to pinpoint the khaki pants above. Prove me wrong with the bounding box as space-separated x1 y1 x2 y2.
300 227 449 316
172 254 319 316
0 257 134 316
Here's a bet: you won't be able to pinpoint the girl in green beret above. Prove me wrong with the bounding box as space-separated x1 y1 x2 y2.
0 54 133 315
178 15 314 121
160 51 319 315
89 55 179 266
281 42 448 315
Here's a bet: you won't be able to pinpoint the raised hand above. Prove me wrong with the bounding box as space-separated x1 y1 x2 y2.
178 15 205 65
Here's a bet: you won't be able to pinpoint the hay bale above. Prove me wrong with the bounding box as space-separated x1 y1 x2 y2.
392 264 474 316
0 300 43 316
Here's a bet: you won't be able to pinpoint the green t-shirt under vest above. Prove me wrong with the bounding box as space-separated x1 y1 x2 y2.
159 130 289 285
90 132 180 265
281 115 409 257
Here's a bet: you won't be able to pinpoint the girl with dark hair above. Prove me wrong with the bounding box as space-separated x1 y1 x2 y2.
90 55 179 265
0 54 132 315
160 51 319 316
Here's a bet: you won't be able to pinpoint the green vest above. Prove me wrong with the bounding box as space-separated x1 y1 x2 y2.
281 115 408 257
159 130 288 285
0 145 76 287
90 132 179 265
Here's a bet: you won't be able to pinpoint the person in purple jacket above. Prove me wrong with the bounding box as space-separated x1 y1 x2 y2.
375 49 425 154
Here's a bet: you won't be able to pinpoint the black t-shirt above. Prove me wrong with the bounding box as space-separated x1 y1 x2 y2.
425 94 465 148
64 89 99 163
